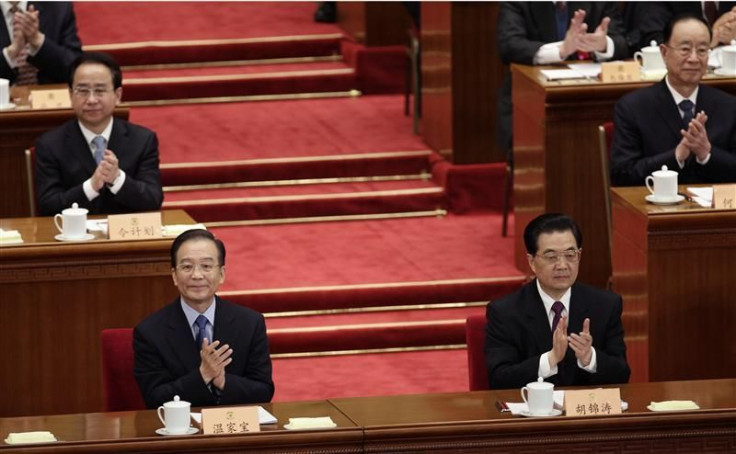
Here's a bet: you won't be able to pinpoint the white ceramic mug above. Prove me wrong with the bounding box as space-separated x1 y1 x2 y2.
721 40 736 75
645 165 678 200
634 41 666 72
53 203 88 239
0 78 9 106
521 378 554 416
157 395 191 435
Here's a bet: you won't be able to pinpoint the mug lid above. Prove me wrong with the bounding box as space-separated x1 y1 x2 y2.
164 395 190 407
653 164 678 176
62 202 88 215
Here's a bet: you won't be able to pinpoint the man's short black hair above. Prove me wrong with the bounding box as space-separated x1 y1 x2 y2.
523 213 582 255
170 229 226 268
68 52 123 89
663 13 713 44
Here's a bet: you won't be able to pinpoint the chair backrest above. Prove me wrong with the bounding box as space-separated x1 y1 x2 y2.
100 328 146 411
599 122 614 289
466 314 489 391
24 148 37 216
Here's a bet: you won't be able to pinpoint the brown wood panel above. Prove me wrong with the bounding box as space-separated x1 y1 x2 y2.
511 65 736 288
337 2 412 47
0 210 195 417
420 3 506 164
611 187 736 383
0 90 129 218
1 379 734 453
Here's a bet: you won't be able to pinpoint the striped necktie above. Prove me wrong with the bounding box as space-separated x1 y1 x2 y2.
8 4 39 86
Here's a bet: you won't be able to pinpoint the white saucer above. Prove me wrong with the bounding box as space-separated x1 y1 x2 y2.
155 427 199 436
0 102 16 110
54 233 95 242
714 68 736 77
645 194 684 205
519 409 563 418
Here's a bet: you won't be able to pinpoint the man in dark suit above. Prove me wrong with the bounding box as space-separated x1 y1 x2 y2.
485 213 630 390
642 2 736 48
496 2 628 157
134 229 274 409
611 15 736 186
35 52 163 216
1 1 82 85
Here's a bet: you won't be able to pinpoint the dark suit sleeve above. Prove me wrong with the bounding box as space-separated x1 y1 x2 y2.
219 314 275 405
133 325 218 409
598 2 629 61
27 3 82 84
485 301 541 389
610 94 680 186
498 2 546 65
113 131 164 212
35 133 89 216
589 295 630 384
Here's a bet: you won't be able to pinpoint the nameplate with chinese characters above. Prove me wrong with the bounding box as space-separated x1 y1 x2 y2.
30 89 71 109
107 212 162 240
600 61 639 83
202 406 260 435
564 388 622 417
713 184 736 209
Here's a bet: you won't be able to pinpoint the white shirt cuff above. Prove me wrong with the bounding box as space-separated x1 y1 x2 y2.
107 170 126 194
3 46 18 68
83 178 100 201
593 36 615 61
696 153 712 165
577 347 597 373
534 42 565 65
538 352 558 378
28 35 44 56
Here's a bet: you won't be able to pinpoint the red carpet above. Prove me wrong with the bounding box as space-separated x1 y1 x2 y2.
75 2 343 44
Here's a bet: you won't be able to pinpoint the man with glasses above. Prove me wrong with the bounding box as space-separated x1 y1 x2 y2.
34 52 163 215
611 14 736 186
134 229 274 408
485 213 630 389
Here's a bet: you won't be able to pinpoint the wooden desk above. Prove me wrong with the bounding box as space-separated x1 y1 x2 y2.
1 379 734 453
511 65 736 287
611 187 736 383
0 210 195 418
0 86 129 218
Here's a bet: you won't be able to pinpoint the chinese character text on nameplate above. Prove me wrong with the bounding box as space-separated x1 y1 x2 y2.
107 212 162 240
202 406 260 435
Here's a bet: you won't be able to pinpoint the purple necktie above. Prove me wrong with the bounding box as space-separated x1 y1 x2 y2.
551 301 565 333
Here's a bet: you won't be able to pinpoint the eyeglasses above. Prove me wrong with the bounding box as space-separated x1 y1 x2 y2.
666 45 709 58
175 262 220 275
72 86 113 98
535 249 582 264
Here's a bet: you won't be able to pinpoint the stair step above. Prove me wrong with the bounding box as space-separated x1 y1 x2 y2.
85 34 345 66
162 180 446 222
160 151 433 187
125 60 348 78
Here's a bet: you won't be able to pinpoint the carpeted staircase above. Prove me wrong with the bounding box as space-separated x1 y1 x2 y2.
75 2 521 402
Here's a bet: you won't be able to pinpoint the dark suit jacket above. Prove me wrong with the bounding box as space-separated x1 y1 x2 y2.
485 280 630 390
611 80 736 186
496 1 628 151
642 2 736 46
133 297 275 409
35 117 164 216
0 1 82 84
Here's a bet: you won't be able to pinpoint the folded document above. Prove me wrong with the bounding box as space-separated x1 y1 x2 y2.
284 416 337 430
648 400 700 411
5 431 57 444
0 228 23 245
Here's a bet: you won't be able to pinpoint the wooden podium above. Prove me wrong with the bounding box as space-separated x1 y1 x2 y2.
611 187 736 383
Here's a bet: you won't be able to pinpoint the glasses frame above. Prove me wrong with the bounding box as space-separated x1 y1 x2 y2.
71 86 114 99
174 262 221 275
665 44 710 58
534 248 582 265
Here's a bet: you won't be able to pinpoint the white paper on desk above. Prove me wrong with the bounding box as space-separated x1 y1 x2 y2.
505 391 628 415
687 187 713 207
540 69 588 81
567 63 602 78
86 219 108 234
190 406 277 425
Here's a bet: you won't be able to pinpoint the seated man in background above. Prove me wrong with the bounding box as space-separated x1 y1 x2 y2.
485 213 630 389
1 1 82 85
496 1 628 156
611 14 736 186
134 229 275 408
35 52 163 215
642 2 736 49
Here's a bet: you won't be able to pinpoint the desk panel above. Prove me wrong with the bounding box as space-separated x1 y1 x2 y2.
0 210 194 417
